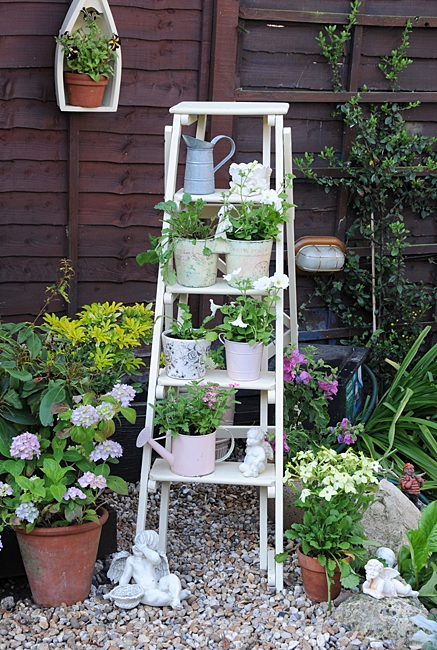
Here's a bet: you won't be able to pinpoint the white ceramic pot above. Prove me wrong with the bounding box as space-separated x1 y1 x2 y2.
173 238 218 287
225 239 273 287
162 330 211 379
220 335 264 381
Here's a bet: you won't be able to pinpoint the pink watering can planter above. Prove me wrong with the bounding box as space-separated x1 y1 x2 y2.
136 427 234 477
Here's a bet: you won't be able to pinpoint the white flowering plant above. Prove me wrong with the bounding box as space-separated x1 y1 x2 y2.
217 162 294 241
212 271 289 346
0 383 137 545
276 447 380 608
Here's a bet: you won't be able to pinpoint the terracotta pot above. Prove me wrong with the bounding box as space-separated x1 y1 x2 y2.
64 72 108 108
16 507 108 607
297 545 342 602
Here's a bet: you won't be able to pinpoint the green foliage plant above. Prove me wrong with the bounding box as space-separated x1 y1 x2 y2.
136 193 220 285
398 500 437 608
276 446 380 609
0 301 153 443
218 164 294 241
296 22 437 386
55 9 120 82
359 326 437 487
0 382 137 544
164 303 218 342
316 0 361 92
213 271 289 346
151 381 238 437
379 19 413 91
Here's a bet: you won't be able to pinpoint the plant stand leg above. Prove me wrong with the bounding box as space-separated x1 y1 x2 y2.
259 486 268 570
158 481 171 553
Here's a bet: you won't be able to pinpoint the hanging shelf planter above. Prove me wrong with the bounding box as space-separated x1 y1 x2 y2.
54 0 122 112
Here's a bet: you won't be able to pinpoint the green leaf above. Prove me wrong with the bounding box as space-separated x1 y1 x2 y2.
120 407 136 424
274 552 289 563
1 458 25 477
7 369 33 382
41 458 69 483
106 474 128 495
39 384 66 426
419 565 437 605
407 528 430 574
50 483 68 502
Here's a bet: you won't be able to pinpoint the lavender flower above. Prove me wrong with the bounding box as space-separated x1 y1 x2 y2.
78 472 107 489
71 404 100 427
0 481 13 497
15 501 39 523
107 383 136 407
89 440 123 462
63 486 87 500
10 432 41 460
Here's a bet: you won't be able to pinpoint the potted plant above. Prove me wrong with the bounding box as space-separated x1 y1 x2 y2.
161 303 218 380
212 270 289 380
136 193 222 287
55 8 121 108
276 446 380 609
149 381 238 476
217 163 294 286
0 382 137 607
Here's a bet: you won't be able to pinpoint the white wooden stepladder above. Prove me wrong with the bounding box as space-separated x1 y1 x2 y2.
136 102 298 591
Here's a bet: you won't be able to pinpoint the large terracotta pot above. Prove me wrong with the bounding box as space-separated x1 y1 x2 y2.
16 507 108 607
64 72 108 108
297 545 342 602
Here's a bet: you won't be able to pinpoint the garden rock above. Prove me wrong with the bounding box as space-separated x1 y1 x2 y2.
361 479 420 555
334 593 427 648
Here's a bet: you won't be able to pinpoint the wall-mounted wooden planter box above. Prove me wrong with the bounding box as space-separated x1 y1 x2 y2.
54 0 122 112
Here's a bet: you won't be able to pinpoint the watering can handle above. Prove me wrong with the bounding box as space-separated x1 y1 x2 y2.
215 429 235 463
211 135 236 174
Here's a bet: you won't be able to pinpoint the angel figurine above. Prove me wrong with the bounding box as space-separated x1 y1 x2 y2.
362 559 419 599
105 530 190 609
238 426 273 478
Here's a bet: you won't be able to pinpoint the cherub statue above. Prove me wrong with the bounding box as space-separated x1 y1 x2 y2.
105 530 190 609
362 558 419 599
238 426 273 478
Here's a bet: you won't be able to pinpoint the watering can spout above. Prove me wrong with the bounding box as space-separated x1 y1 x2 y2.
136 427 175 466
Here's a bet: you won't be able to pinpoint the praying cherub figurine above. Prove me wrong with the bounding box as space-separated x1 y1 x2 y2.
362 559 418 599
239 426 273 478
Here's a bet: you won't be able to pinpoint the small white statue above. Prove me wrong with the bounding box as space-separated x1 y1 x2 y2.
376 546 397 569
362 558 419 599
239 426 273 478
105 530 190 609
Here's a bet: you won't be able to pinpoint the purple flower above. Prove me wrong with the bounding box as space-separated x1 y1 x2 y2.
71 404 100 427
267 431 289 453
107 383 136 408
290 349 307 366
283 358 297 382
15 501 39 523
78 472 107 489
10 432 41 460
296 371 311 385
337 432 357 445
0 482 13 497
89 440 123 462
341 417 351 431
317 377 338 401
63 486 87 500
0 534 2 550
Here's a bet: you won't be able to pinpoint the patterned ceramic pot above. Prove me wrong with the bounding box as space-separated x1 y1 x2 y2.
162 330 211 379
173 238 218 287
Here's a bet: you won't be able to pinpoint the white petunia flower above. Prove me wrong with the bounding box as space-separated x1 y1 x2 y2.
270 272 290 290
259 188 282 211
252 276 271 292
210 299 221 316
230 313 248 328
223 267 242 282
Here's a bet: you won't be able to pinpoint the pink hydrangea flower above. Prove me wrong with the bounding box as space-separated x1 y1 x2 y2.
10 432 41 460
78 472 107 489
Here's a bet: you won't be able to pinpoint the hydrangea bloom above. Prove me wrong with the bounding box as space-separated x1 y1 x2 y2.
15 501 39 524
10 432 41 460
71 404 100 427
89 440 123 462
107 383 136 408
0 481 13 497
63 486 87 500
96 402 117 421
78 472 107 489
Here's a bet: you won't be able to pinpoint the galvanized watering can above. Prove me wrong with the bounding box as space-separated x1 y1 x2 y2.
182 134 236 195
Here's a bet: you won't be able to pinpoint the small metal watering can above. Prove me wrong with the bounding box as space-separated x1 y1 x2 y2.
182 134 236 195
136 427 234 477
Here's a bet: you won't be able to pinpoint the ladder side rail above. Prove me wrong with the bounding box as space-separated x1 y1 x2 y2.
284 127 298 346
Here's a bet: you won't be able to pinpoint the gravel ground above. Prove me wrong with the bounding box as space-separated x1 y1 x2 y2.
0 480 402 650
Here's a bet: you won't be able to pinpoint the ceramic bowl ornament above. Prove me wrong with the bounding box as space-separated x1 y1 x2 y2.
228 161 272 196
